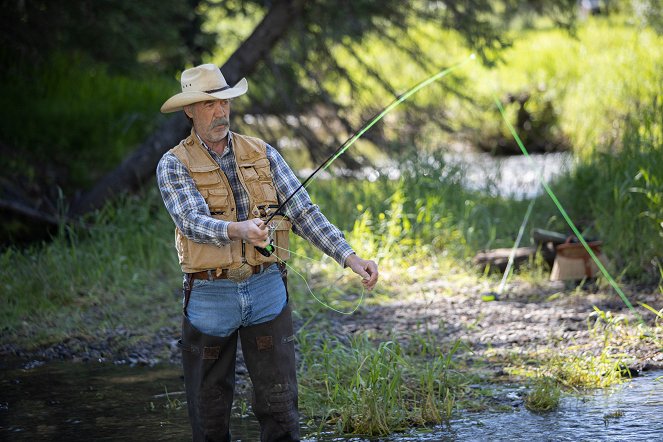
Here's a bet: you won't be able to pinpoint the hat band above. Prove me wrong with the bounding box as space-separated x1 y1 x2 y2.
205 85 231 93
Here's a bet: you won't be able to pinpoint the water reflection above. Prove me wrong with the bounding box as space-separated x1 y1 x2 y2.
0 359 259 441
1 359 661 441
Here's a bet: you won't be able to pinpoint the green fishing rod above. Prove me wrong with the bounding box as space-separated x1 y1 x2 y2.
256 54 476 257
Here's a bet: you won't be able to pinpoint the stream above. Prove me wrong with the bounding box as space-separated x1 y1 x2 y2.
1 358 661 441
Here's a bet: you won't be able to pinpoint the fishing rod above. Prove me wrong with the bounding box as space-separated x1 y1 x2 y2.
256 54 476 257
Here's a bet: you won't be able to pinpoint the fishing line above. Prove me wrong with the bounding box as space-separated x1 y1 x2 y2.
483 197 536 302
494 96 642 321
257 53 477 256
271 244 365 315
257 54 477 313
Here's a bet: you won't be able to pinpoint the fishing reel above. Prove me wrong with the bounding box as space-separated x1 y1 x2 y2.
255 205 278 257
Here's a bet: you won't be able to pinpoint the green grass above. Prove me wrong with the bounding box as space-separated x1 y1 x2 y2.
524 376 561 412
0 52 174 189
456 15 663 156
546 95 663 281
297 327 461 436
0 187 181 349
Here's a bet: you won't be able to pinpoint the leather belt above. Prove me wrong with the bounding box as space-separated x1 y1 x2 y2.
188 263 274 282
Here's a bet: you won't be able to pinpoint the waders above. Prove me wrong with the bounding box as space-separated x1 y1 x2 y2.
179 304 299 442
240 304 299 441
179 315 238 442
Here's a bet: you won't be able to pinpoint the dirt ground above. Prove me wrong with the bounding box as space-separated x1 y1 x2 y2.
329 278 663 375
2 277 662 380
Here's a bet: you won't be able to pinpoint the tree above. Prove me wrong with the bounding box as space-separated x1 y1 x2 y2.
0 0 214 71
1 0 581 239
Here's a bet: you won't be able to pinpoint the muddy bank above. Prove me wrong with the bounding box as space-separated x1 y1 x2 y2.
2 280 662 377
332 279 663 375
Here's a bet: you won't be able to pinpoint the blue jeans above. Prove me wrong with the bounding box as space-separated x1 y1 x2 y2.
185 264 287 337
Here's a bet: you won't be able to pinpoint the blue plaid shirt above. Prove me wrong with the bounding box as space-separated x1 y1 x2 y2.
156 132 354 266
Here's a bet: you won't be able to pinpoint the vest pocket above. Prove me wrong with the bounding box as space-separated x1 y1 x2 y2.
273 221 291 261
190 164 222 187
239 166 266 201
176 229 234 271
261 183 279 205
188 242 234 270
204 188 231 217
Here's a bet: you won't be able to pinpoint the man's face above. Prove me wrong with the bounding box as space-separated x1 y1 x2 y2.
185 99 231 145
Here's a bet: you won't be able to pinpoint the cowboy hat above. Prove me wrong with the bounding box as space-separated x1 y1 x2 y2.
160 63 248 113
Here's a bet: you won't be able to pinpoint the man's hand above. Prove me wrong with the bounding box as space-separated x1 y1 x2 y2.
228 218 269 247
344 254 378 291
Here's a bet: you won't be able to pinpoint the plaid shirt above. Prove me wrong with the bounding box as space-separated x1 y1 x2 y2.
156 132 354 266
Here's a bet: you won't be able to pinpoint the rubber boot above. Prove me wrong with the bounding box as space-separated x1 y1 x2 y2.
239 304 300 441
179 314 238 442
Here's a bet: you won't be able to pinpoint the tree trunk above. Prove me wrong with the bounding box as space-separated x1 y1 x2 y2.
70 112 190 216
70 0 304 216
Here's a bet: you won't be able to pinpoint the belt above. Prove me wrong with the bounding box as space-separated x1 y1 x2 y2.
188 263 274 282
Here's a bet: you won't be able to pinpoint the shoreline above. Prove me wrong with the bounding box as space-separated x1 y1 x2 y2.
2 280 662 378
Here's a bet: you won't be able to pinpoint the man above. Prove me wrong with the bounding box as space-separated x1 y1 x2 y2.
156 63 378 441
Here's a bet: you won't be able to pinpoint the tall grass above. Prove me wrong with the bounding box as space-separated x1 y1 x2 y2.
0 188 180 347
547 93 663 281
297 327 461 436
461 15 663 157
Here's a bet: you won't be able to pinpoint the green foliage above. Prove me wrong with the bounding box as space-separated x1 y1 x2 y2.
0 53 173 189
0 187 180 346
297 328 461 436
0 0 213 72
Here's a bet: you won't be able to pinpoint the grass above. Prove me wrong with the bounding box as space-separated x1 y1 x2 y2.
297 327 461 436
0 52 173 189
0 187 181 351
1 12 662 439
524 376 561 412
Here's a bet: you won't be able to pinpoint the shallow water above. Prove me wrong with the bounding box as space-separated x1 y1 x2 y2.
1 359 661 441
386 370 663 441
0 359 260 441
443 151 573 200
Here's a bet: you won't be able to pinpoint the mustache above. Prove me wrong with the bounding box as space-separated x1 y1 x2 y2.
211 118 229 129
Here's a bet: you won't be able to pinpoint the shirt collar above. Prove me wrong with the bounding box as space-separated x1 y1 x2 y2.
195 131 233 158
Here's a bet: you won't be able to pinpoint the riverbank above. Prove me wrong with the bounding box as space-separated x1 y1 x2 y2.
3 275 661 377
2 271 661 439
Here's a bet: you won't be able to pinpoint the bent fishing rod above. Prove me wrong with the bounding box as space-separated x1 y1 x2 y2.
256 54 476 257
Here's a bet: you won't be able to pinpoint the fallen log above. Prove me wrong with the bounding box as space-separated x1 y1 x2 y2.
472 246 537 272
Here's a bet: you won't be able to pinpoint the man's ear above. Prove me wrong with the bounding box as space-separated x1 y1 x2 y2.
183 105 194 119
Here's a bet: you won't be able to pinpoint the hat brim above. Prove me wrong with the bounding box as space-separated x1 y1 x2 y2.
160 77 248 113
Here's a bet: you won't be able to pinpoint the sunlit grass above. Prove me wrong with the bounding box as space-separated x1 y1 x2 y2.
297 328 462 436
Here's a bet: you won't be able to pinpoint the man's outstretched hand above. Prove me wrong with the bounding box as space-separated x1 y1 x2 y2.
344 254 379 290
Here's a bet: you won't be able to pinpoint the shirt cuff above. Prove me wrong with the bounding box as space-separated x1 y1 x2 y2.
211 219 231 245
336 244 356 268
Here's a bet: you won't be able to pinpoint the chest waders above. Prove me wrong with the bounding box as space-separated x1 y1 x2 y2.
179 268 299 441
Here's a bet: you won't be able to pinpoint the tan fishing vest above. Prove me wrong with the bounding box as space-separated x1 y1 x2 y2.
170 130 291 273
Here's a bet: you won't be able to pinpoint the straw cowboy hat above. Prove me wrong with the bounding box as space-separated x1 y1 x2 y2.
160 63 248 113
